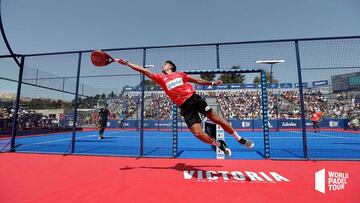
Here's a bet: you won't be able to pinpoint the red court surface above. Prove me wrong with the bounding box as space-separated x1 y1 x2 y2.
0 153 359 203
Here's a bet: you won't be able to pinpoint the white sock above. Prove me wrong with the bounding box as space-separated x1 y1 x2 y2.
212 140 221 147
231 131 241 141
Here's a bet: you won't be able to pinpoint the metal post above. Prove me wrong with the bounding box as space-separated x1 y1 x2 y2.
270 64 273 85
172 103 178 158
136 99 139 131
35 68 39 86
260 70 270 159
62 77 65 91
251 103 255 132
139 48 146 156
157 107 160 132
180 117 183 132
216 44 220 69
268 64 279 131
71 52 82 153
295 40 308 159
10 56 25 152
276 89 280 132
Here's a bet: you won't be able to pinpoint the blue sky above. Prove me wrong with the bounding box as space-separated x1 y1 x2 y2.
1 0 360 99
1 0 360 54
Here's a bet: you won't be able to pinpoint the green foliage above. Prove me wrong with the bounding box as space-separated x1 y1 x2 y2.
253 70 279 84
218 65 245 84
141 79 157 86
200 73 216 81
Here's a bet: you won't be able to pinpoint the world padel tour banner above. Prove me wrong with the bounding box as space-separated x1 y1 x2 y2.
280 83 293 88
123 79 335 92
106 119 350 129
295 83 308 88
313 80 329 87
269 83 279 88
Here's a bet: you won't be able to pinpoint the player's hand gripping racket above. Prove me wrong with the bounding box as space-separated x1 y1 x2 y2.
91 50 128 67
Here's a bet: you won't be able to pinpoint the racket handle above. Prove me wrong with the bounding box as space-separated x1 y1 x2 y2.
116 59 129 65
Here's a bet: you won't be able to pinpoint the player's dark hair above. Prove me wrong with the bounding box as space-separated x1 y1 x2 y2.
165 60 176 72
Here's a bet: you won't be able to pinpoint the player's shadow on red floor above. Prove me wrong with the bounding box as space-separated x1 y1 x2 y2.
119 163 252 181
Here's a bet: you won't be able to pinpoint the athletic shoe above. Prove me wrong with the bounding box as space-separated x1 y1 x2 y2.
98 135 104 140
239 138 255 149
218 140 232 156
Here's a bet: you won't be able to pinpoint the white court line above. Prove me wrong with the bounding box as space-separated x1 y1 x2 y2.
20 132 355 147
289 131 360 141
82 134 347 139
19 131 120 147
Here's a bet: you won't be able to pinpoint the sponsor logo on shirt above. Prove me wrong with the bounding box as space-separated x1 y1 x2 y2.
166 78 183 90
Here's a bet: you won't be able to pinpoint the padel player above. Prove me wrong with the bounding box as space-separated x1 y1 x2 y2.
118 112 126 129
116 59 254 156
310 109 322 133
98 104 110 139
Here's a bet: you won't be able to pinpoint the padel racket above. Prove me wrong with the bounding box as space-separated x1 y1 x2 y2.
91 50 123 67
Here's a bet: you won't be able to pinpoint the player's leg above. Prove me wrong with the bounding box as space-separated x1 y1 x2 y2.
180 96 231 156
206 110 254 148
189 123 231 156
98 127 105 139
192 94 254 148
312 121 317 133
189 123 213 144
316 121 320 133
98 121 106 139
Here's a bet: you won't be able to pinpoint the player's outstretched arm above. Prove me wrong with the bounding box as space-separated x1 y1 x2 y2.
118 59 154 78
187 76 223 86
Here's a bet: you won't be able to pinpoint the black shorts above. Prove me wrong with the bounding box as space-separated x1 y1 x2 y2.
99 120 108 128
180 94 212 128
312 121 319 127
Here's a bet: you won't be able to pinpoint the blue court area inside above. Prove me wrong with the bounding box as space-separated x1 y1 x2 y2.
9 129 360 160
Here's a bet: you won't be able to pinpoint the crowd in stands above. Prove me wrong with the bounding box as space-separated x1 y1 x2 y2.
2 89 359 131
0 107 12 131
216 90 262 119
327 92 360 119
282 90 360 119
0 106 59 131
144 93 173 119
114 94 139 118
104 94 140 119
138 89 360 121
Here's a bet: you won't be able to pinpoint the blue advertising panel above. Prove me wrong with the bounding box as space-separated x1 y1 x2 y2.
244 84 257 88
229 84 242 89
312 80 328 87
216 84 229 89
280 83 293 88
295 83 308 88
195 85 204 90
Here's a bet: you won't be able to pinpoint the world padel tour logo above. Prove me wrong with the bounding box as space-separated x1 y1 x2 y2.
183 170 290 183
315 168 349 194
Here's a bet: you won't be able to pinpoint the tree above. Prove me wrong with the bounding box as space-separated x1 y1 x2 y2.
108 91 116 99
218 65 245 84
101 93 106 100
253 70 279 84
140 79 157 86
200 73 216 81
